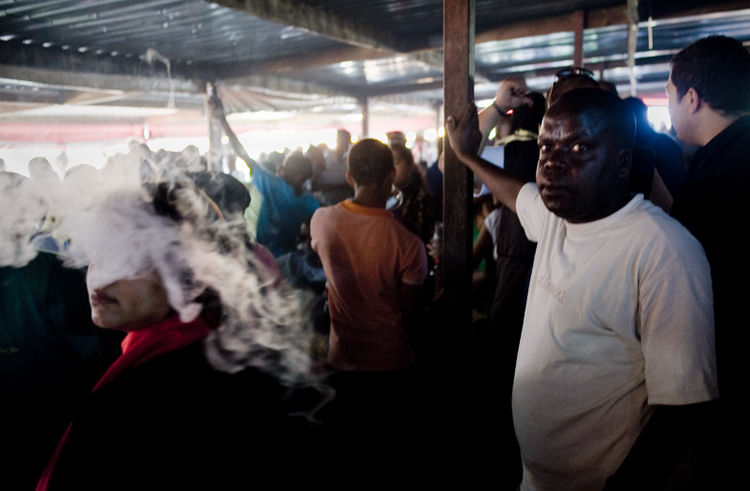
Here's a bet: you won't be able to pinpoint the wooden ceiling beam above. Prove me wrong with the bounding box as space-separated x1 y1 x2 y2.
0 63 200 95
211 0 399 51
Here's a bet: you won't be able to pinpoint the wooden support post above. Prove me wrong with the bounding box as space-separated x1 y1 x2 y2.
442 0 475 362
205 82 223 173
359 97 369 138
573 10 585 67
627 0 639 96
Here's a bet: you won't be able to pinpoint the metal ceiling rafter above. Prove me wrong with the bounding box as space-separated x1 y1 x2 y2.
0 62 201 95
219 72 344 98
210 0 398 51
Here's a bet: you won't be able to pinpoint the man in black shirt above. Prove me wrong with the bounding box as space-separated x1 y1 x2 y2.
667 35 750 488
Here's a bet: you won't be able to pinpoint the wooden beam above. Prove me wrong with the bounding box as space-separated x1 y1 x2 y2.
476 6 627 44
573 10 585 67
442 0 475 360
359 97 369 137
220 73 343 98
0 64 199 95
627 0 639 96
211 0 398 51
223 46 392 76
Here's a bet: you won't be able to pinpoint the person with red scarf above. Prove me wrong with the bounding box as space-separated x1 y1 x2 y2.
37 180 321 490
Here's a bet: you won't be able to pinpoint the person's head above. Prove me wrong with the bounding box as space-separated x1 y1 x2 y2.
335 129 351 156
391 145 415 188
537 88 634 223
80 186 198 332
622 97 653 138
304 144 326 177
28 157 58 182
279 152 313 194
547 67 600 109
667 36 750 144
347 139 395 189
387 131 407 148
510 91 546 134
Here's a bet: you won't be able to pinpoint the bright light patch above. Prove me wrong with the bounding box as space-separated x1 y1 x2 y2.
647 106 672 132
423 128 438 142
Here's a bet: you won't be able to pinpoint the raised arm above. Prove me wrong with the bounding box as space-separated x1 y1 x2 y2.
446 102 527 214
207 95 258 171
476 77 533 153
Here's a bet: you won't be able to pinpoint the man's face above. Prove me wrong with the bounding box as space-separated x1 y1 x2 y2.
666 72 694 145
536 109 627 223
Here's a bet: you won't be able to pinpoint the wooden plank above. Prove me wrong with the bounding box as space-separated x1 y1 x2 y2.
212 0 398 51
573 10 585 67
359 97 369 137
442 0 475 359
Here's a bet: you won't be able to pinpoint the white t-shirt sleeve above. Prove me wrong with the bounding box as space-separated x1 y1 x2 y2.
639 222 718 405
515 182 546 243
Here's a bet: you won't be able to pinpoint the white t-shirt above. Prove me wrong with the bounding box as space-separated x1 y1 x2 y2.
513 183 718 491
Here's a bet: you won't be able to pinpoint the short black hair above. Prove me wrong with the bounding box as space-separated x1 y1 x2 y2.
282 152 313 181
671 36 750 116
511 91 546 134
547 74 600 109
391 145 414 166
347 139 394 186
547 88 635 151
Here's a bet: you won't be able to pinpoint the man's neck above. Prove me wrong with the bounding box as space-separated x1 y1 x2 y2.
351 184 389 209
695 110 744 147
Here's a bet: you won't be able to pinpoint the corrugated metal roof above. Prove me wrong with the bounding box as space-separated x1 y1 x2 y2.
0 0 748 138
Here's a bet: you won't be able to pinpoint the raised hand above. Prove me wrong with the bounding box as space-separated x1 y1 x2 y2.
446 102 483 159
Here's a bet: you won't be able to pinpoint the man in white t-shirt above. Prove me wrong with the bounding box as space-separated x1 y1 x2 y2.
446 85 718 491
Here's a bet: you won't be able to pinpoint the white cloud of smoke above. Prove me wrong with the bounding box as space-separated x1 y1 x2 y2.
1 148 314 387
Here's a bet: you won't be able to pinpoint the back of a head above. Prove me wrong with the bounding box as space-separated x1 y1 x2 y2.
348 139 394 186
387 131 407 148
547 88 636 151
282 152 313 182
27 157 57 181
671 35 750 116
622 97 652 136
336 129 351 148
511 91 546 133
391 145 415 166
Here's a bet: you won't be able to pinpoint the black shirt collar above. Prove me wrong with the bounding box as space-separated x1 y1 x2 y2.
695 114 750 164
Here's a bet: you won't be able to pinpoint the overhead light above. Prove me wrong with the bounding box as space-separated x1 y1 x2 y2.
0 34 17 41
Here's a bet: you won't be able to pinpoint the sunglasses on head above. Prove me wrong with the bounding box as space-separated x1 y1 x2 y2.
554 67 595 82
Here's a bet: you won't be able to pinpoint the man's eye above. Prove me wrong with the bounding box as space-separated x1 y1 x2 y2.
571 143 588 153
539 143 550 152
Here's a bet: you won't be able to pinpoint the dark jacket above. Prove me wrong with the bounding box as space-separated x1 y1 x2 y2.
49 341 317 490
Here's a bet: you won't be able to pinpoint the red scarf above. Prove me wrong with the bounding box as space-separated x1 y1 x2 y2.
37 314 212 490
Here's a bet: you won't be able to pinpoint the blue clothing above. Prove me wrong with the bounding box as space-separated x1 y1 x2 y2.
252 165 319 257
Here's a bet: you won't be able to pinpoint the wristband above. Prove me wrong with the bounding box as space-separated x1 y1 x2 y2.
493 101 505 115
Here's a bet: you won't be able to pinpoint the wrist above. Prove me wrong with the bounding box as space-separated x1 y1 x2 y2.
493 100 507 115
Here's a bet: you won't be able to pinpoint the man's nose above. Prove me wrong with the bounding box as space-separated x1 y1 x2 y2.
541 149 566 173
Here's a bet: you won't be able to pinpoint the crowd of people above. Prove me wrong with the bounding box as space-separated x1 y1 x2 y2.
1 34 747 490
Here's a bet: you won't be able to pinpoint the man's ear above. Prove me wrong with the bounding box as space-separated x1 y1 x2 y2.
686 87 702 114
346 170 355 188
617 148 632 179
